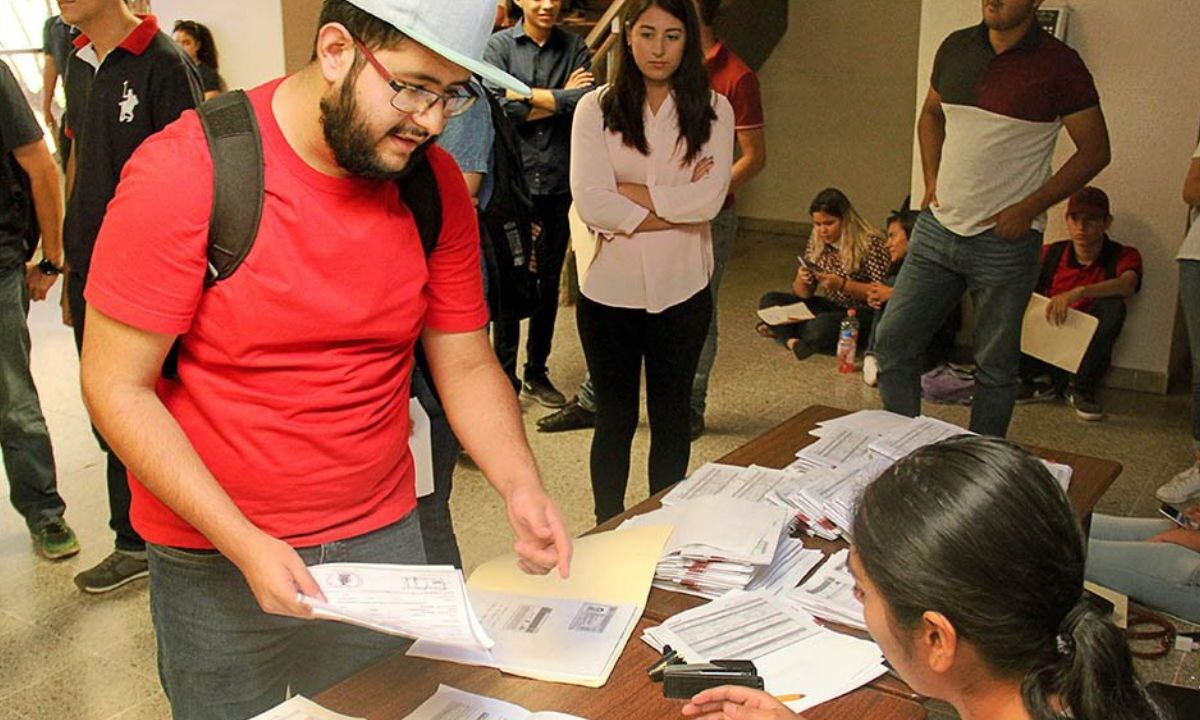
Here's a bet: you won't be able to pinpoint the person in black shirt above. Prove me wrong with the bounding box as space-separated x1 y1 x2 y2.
173 19 226 100
0 59 77 560
60 0 200 595
484 0 593 406
41 14 78 169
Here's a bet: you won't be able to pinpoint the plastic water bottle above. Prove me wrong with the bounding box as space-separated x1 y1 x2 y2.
837 309 859 374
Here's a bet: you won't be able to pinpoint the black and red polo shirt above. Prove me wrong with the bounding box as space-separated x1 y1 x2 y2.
931 23 1100 237
64 15 199 274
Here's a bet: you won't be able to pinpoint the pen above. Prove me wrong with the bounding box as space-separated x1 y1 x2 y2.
774 693 806 702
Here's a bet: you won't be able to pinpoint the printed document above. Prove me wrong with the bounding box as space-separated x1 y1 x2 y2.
1021 293 1099 373
757 301 815 325
249 696 361 720
301 564 493 649
403 685 585 720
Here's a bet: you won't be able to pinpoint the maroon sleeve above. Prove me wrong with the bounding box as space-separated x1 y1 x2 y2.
728 70 764 131
1052 46 1100 117
1117 246 1143 292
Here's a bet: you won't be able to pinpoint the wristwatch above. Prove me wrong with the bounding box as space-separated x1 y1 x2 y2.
37 258 63 276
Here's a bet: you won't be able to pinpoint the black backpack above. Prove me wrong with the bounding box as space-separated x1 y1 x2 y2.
1 152 39 261
162 90 443 387
474 90 539 321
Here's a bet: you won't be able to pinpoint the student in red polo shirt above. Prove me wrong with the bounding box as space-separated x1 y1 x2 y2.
78 1 571 717
1017 187 1141 420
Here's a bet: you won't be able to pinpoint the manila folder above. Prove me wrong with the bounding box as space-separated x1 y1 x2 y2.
1020 293 1098 374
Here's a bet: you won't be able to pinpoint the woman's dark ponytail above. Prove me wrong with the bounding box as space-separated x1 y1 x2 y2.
1021 600 1164 720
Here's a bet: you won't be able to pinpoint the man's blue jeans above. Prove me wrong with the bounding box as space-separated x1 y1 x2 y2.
875 210 1041 437
148 512 426 720
0 265 65 530
577 207 738 417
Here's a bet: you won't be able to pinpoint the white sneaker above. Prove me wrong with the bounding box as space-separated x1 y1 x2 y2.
1156 465 1200 504
863 355 879 387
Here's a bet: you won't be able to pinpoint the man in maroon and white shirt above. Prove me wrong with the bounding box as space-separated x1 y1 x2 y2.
875 0 1111 437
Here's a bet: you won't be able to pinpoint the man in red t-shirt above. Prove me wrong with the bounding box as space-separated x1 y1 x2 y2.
77 1 572 717
1017 187 1142 421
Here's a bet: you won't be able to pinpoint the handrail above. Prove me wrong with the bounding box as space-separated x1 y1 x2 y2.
585 0 627 50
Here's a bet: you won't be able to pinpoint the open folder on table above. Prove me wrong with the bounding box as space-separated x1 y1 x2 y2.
408 525 672 687
1021 293 1099 373
757 301 815 326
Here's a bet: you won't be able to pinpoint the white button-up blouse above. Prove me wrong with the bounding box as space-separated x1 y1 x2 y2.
569 87 734 313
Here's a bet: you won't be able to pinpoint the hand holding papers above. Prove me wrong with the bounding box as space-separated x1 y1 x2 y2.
757 301 815 326
403 685 585 720
301 564 493 649
1022 292 1099 373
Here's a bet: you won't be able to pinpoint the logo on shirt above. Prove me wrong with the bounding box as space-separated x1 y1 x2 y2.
118 81 139 123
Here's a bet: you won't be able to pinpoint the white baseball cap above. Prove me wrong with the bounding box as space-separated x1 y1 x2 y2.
344 0 531 96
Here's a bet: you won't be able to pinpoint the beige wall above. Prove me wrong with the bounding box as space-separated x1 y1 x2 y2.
737 0 923 232
154 0 286 91
282 0 324 74
913 1 1200 389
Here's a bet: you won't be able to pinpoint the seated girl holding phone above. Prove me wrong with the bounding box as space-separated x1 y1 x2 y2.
757 188 889 360
683 436 1164 720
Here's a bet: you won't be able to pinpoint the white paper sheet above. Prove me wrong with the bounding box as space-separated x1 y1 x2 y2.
249 696 362 720
1021 293 1100 373
410 398 434 498
757 302 816 326
402 685 586 720
301 563 493 649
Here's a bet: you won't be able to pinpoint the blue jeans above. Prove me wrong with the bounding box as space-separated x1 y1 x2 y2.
577 207 737 417
1085 514 1200 624
0 266 65 530
148 512 427 720
1179 261 1200 450
875 211 1041 437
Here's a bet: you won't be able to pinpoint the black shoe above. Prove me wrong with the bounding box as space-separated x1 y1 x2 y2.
521 375 567 408
30 517 80 560
537 400 595 432
1015 379 1059 404
74 551 149 594
689 410 705 441
1066 388 1103 421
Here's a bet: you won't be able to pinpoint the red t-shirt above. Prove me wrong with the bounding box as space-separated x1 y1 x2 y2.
85 79 488 549
706 40 763 209
1040 238 1142 312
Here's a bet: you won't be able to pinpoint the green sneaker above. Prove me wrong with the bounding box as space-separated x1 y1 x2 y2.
30 517 80 560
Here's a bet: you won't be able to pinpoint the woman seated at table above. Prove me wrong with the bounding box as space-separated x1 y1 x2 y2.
684 436 1163 720
1085 509 1200 624
757 188 890 360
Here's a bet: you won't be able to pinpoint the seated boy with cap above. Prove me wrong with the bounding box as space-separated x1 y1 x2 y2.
1017 187 1142 420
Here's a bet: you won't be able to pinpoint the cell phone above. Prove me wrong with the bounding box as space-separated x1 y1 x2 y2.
796 255 818 273
1159 503 1200 530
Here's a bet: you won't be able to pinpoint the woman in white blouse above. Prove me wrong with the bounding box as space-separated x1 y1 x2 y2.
569 0 734 523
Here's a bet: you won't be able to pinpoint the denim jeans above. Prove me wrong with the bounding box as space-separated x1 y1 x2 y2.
690 207 738 416
1179 261 1200 450
0 266 65 529
148 512 427 720
875 210 1041 437
412 367 463 568
1085 514 1200 624
66 269 144 552
576 208 736 417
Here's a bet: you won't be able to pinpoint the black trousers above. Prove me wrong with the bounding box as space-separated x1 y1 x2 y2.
66 269 144 552
411 367 463 568
1020 296 1127 394
757 293 873 353
578 288 712 524
493 192 572 385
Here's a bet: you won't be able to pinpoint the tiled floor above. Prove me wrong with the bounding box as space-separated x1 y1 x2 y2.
3 227 1197 719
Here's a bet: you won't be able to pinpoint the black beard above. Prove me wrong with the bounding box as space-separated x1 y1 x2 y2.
320 79 429 180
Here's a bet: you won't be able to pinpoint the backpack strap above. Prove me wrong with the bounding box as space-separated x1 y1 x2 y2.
396 152 442 257
1036 241 1068 295
197 90 264 287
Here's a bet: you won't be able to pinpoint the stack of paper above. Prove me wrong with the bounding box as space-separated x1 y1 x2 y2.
622 496 793 597
662 463 802 508
773 456 888 540
408 525 672 688
643 591 886 713
250 696 362 720
867 415 969 462
403 685 585 720
786 549 866 630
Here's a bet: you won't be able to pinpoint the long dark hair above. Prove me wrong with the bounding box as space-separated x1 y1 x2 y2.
173 20 219 71
600 0 715 164
805 187 880 274
852 437 1162 720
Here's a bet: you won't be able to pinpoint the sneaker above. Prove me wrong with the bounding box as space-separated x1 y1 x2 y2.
1016 379 1059 404
862 355 879 387
74 551 149 594
689 410 705 441
1156 465 1200 504
521 374 567 408
1065 388 1103 421
536 399 595 433
30 517 80 560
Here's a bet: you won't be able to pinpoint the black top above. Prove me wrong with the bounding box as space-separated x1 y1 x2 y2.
196 61 223 94
63 17 200 274
483 23 591 197
0 59 45 272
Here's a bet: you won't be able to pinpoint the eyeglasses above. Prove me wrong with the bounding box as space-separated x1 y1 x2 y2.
353 39 477 118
